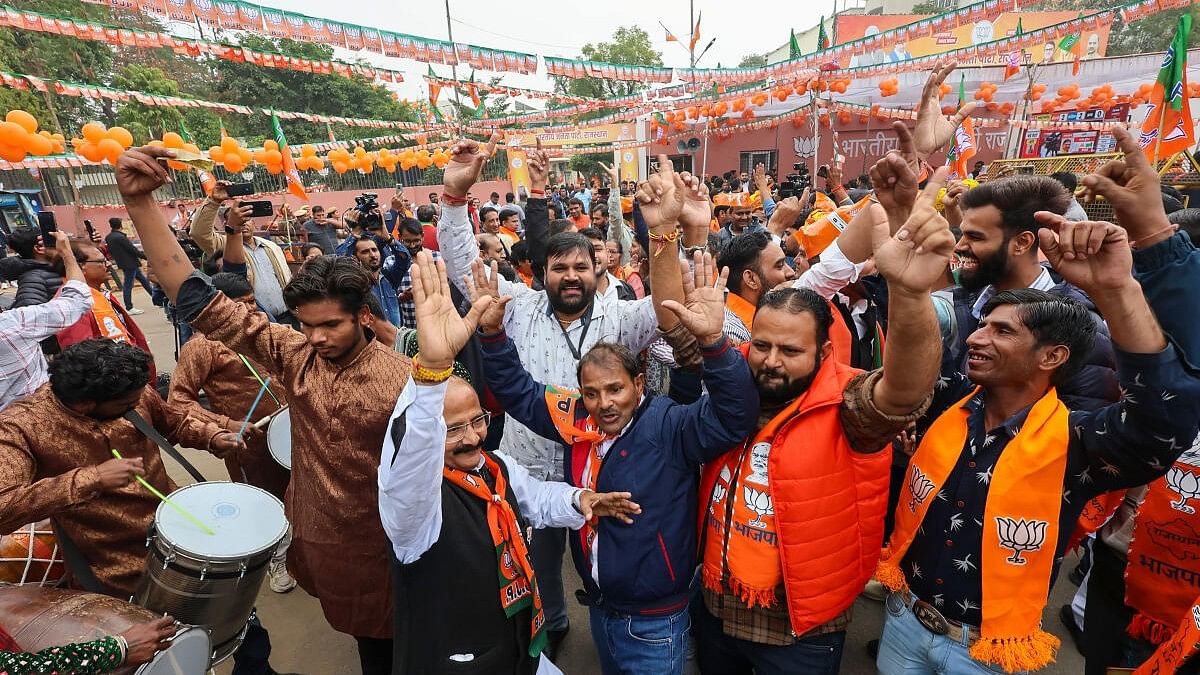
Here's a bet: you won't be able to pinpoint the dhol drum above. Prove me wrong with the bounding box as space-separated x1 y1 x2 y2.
0 585 210 674
0 519 65 586
134 481 288 664
265 407 291 470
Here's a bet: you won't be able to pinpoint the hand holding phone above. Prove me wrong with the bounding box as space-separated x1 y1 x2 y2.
240 200 274 218
37 211 57 250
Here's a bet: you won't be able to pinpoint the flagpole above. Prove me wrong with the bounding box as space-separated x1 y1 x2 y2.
443 0 463 131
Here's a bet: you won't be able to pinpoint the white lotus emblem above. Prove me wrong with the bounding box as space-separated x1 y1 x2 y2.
995 517 1048 565
793 136 816 159
743 486 773 528
1167 466 1200 514
906 465 936 513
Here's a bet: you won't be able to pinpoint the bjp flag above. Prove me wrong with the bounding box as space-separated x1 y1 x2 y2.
1140 14 1194 163
271 112 307 202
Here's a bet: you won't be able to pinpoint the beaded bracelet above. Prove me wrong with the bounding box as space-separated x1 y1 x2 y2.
413 354 455 384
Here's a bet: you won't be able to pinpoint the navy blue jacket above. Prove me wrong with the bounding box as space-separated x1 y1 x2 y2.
480 331 758 616
1134 232 1200 370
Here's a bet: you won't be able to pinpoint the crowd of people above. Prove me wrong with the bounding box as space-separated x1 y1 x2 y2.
1 61 1200 675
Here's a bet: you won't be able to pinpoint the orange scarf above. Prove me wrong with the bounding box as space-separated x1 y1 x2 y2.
1125 459 1200 644
726 292 757 334
1134 594 1200 674
877 387 1069 673
443 454 547 657
541 385 612 567
700 399 801 608
88 287 131 344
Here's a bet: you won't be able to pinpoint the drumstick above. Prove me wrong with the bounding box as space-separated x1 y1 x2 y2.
237 354 282 407
111 449 216 536
236 377 271 442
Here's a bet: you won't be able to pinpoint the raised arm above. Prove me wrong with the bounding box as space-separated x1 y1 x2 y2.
221 201 251 272
17 234 93 340
437 135 498 295
870 167 956 416
114 147 201 302
185 182 228 257
523 140 552 283
635 154 687 330
1034 214 1200 489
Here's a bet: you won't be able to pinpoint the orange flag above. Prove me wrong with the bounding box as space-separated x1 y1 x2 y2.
1140 14 1194 162
271 112 307 202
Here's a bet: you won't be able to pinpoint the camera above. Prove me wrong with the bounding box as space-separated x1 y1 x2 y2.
777 163 811 199
355 192 382 230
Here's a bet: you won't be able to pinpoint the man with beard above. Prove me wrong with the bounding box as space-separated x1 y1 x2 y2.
439 136 659 658
379 251 640 675
946 175 1117 410
350 235 410 328
691 169 956 674
114 144 413 675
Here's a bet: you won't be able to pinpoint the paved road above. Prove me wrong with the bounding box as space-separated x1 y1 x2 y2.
13 285 1085 674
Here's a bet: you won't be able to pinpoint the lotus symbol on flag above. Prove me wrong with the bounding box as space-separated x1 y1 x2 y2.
743 486 773 528
712 482 727 504
906 465 936 513
995 517 1048 565
1167 467 1200 514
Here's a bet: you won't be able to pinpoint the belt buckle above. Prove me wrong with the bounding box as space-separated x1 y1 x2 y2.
913 602 951 636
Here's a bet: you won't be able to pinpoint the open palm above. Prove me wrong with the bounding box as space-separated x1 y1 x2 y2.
411 251 487 367
466 258 511 333
662 251 730 343
913 62 976 159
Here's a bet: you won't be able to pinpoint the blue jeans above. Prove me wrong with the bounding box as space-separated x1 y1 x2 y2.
691 600 845 675
121 266 153 309
589 605 689 675
877 592 1024 674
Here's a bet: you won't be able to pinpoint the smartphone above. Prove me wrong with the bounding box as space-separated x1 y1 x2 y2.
84 219 96 239
240 200 274 218
816 165 829 179
226 182 255 197
37 211 57 248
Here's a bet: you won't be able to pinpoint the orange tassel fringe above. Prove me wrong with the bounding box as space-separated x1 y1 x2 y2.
967 629 1061 674
1127 612 1173 645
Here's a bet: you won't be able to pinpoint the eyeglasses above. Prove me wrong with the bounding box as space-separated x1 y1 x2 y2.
81 258 108 265
446 412 491 442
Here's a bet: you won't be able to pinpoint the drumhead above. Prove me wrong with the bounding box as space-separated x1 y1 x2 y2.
136 625 210 675
155 482 287 560
267 408 292 470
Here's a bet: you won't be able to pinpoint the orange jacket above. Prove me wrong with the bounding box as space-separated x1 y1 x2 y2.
699 348 891 635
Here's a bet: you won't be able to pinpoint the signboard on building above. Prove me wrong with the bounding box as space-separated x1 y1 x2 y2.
1019 104 1130 158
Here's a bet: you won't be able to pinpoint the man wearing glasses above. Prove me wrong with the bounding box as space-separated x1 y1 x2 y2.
57 239 156 379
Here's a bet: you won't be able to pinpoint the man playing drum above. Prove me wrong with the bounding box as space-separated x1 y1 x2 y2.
117 144 413 675
168 271 295 594
0 339 283 673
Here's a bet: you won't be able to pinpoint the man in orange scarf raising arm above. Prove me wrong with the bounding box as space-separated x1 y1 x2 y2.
692 167 956 673
874 165 1200 672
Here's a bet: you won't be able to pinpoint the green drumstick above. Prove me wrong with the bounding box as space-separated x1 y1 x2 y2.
111 449 215 535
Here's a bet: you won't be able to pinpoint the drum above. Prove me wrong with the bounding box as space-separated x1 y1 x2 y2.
134 482 288 664
0 585 210 674
0 520 65 585
266 407 291 470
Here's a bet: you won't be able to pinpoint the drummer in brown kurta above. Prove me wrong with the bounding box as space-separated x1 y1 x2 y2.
115 143 411 675
0 341 233 597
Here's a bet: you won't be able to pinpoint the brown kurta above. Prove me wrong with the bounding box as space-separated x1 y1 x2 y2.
191 292 410 639
169 334 290 501
0 385 224 597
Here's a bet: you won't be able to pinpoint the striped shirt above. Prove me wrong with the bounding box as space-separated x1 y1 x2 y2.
0 280 93 411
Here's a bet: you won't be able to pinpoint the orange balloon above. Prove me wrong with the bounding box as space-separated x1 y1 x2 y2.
0 144 26 162
162 132 184 148
301 144 317 157
237 148 251 163
6 110 37 134
333 160 349 174
221 136 240 153
263 139 279 152
97 138 124 164
81 122 106 143
266 163 282 175
0 122 25 148
105 126 134 148
210 146 225 162
25 132 53 156
223 157 246 173
308 156 325 171
360 163 374 174
264 149 283 165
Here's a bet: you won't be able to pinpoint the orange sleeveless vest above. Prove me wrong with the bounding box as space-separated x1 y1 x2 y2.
698 347 891 635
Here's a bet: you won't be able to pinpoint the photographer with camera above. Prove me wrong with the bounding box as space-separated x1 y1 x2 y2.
189 181 293 326
334 193 414 328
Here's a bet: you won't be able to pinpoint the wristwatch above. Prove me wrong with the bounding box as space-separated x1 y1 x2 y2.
572 489 588 515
